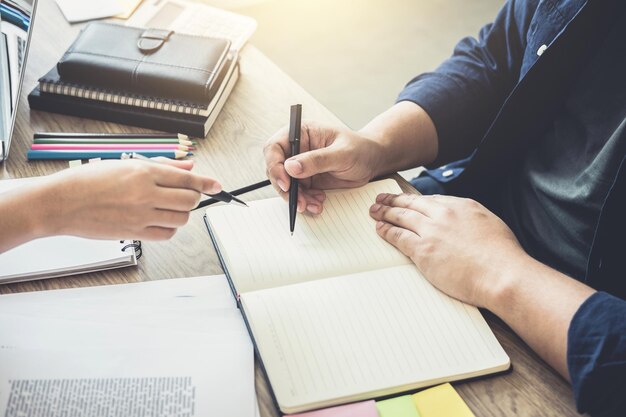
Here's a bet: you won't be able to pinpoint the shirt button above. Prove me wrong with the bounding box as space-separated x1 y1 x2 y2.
442 169 454 178
537 44 548 56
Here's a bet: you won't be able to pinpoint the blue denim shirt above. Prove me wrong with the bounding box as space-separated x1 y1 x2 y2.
397 1 626 415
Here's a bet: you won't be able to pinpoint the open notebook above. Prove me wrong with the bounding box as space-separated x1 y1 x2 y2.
0 177 137 283
204 179 510 414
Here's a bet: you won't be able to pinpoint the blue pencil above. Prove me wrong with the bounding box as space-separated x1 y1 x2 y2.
27 150 192 160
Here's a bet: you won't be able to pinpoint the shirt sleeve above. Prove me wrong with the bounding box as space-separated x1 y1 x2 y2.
568 291 626 417
396 0 538 166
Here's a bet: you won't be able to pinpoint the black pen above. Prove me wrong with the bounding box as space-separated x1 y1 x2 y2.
121 152 248 207
288 104 302 236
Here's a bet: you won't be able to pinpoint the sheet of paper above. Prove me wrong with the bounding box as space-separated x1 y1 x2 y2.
55 0 126 23
376 396 421 417
207 179 411 293
0 276 240 335
285 400 379 417
116 0 144 19
0 275 235 308
0 311 249 350
241 264 510 412
127 0 257 52
0 275 256 416
412 383 475 417
0 346 256 417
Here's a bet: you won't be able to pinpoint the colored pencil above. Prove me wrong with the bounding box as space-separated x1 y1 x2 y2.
31 144 192 151
33 138 195 145
27 150 192 160
34 132 190 140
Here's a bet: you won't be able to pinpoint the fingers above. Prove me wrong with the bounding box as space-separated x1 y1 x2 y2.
264 141 291 194
369 202 428 235
264 128 292 195
152 188 202 211
151 157 194 171
375 193 442 218
284 146 343 179
140 226 178 241
148 208 191 228
300 187 326 214
375 221 420 259
149 163 222 194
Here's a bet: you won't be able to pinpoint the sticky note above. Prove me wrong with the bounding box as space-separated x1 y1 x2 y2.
285 400 379 417
376 395 420 417
412 383 475 417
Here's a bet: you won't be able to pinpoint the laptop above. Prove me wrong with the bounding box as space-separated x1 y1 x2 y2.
0 0 37 161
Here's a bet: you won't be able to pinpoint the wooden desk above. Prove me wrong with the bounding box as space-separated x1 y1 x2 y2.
0 1 583 416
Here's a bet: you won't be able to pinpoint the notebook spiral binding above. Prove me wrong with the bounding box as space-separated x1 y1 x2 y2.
120 240 142 260
40 82 204 116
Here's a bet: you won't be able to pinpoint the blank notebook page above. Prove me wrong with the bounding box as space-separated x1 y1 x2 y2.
241 265 510 412
206 179 411 293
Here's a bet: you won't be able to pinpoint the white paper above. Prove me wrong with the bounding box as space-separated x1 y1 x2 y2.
0 346 256 417
0 277 249 349
55 0 125 23
127 0 257 52
0 276 257 416
0 275 235 308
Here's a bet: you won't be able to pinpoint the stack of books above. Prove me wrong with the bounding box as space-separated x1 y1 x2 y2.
28 22 239 138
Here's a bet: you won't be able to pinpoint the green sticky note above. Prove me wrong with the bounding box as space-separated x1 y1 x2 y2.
376 395 421 417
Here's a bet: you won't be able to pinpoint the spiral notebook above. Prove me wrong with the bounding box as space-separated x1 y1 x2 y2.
0 177 139 283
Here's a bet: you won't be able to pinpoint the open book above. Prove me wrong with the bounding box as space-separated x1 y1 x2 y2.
204 179 510 414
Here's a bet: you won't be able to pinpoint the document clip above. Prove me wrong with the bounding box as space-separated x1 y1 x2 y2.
137 29 174 54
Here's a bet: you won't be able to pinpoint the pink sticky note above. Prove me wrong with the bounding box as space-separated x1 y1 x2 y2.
284 400 379 417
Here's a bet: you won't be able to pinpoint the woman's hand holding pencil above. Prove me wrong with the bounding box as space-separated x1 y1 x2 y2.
31 157 222 241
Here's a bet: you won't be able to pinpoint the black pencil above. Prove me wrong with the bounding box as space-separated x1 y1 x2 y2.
193 179 271 210
34 132 190 140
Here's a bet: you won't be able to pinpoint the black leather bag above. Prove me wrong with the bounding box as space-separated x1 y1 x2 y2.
57 22 231 104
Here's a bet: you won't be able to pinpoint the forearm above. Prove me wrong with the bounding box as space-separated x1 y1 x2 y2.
485 253 595 380
359 101 438 177
0 180 52 252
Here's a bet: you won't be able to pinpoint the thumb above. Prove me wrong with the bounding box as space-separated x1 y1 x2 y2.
285 147 343 179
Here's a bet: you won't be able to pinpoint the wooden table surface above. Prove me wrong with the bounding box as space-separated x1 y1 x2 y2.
0 1 583 416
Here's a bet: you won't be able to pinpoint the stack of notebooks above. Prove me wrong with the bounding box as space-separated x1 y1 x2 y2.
28 22 239 137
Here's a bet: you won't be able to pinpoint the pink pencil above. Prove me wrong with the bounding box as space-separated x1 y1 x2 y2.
31 144 191 151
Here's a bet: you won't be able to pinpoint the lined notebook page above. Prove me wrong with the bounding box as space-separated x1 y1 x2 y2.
206 179 411 293
241 265 510 413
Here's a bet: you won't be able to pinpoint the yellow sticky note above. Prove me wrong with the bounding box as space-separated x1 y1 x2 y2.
376 395 420 417
412 383 475 417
